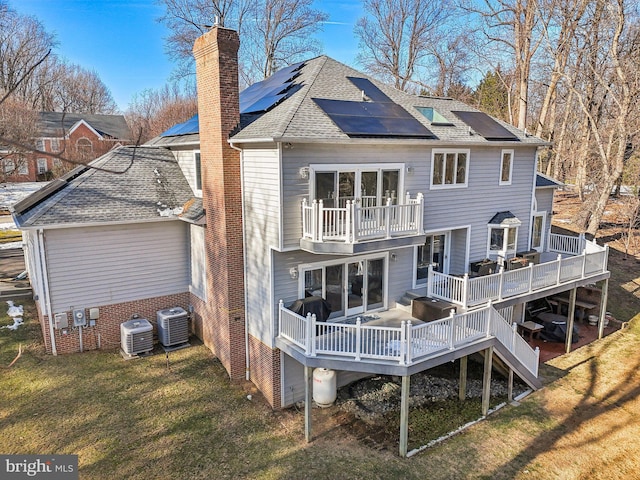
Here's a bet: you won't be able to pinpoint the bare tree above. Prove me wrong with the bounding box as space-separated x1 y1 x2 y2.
0 2 136 176
126 83 198 143
157 0 326 85
461 0 551 129
52 63 118 114
355 0 452 92
0 96 39 181
246 0 327 80
565 0 640 235
0 2 56 102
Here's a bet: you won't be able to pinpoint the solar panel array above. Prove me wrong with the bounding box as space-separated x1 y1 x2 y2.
313 77 435 138
161 114 199 137
240 61 305 114
451 111 519 141
12 165 89 216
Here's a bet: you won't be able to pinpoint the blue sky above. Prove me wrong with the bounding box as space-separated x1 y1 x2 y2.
15 0 362 112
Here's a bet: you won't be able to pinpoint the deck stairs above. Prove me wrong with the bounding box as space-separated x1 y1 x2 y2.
396 289 427 313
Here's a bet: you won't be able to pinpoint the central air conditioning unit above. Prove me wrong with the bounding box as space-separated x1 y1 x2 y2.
157 307 189 347
121 318 153 357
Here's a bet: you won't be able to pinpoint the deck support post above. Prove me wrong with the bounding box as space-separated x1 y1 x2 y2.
304 366 313 443
482 346 493 416
507 368 514 403
399 375 410 457
459 356 468 401
598 279 609 339
565 287 577 354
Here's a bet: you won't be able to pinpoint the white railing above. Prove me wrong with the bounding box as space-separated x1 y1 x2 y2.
301 192 424 244
278 301 540 377
428 240 609 308
548 232 586 255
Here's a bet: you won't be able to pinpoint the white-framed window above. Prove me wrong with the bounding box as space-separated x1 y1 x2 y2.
50 138 60 152
531 212 546 252
17 157 28 175
37 158 47 174
35 139 45 151
3 158 15 174
431 149 469 188
500 149 513 185
194 150 202 192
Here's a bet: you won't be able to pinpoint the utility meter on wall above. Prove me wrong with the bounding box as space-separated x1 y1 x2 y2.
73 309 87 327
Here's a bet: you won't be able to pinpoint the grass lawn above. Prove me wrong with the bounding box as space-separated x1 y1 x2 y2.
1 294 639 479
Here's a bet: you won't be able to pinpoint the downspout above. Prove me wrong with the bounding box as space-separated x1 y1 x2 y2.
230 141 250 381
37 228 57 356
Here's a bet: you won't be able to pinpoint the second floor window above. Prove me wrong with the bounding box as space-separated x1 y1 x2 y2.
500 150 513 185
51 139 60 152
431 149 468 188
35 139 45 151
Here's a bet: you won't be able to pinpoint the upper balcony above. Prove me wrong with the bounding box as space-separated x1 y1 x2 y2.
427 233 610 309
300 193 425 254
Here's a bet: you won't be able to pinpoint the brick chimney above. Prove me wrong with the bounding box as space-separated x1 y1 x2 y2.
192 27 246 379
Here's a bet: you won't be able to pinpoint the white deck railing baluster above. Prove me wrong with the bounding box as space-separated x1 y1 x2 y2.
301 194 424 245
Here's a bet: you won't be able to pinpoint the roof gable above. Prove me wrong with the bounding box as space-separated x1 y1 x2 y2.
38 112 131 141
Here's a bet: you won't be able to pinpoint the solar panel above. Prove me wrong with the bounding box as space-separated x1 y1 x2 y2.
451 111 519 140
239 61 305 114
347 77 392 102
12 164 90 215
160 114 199 137
313 98 435 138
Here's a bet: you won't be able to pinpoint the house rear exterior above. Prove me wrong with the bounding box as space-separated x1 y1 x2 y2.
14 27 609 413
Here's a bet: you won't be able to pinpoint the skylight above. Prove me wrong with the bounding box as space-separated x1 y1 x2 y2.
415 107 454 126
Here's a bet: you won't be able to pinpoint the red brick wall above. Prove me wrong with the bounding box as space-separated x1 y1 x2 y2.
248 334 282 409
6 122 128 182
192 27 247 380
37 292 189 355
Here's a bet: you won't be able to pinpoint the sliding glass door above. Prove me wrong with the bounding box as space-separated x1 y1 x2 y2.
302 256 386 319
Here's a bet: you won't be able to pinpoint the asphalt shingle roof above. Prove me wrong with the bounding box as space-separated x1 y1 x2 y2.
536 172 564 188
233 56 547 145
150 55 548 147
15 146 195 228
39 112 132 140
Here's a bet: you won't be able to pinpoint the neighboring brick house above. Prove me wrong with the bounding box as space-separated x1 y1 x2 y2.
3 112 131 182
13 26 610 443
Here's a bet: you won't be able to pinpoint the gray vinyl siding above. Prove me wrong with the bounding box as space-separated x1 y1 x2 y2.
174 148 201 197
242 145 281 345
243 145 281 248
280 143 537 258
281 353 370 407
23 230 45 312
535 188 555 233
44 221 189 312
